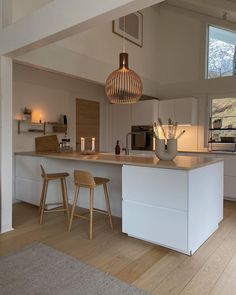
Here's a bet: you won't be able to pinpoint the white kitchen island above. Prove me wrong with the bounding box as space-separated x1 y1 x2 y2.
15 151 224 255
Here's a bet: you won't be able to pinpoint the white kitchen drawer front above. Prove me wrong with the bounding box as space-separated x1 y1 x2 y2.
122 200 188 253
122 165 188 211
16 177 64 206
224 176 236 199
16 178 42 206
16 155 42 179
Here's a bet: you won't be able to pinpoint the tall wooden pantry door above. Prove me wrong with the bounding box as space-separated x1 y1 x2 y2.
76 98 100 151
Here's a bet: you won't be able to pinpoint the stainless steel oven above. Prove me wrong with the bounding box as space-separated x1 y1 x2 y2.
131 125 153 151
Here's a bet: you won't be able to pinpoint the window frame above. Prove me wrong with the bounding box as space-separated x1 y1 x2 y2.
207 95 236 146
206 24 236 80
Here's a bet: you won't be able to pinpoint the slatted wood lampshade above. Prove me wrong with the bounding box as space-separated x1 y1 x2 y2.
105 53 143 104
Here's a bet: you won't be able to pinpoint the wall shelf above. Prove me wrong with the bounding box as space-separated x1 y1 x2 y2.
17 120 67 135
208 116 236 152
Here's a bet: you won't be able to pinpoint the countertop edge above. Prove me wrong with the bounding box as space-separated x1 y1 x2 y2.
14 151 224 171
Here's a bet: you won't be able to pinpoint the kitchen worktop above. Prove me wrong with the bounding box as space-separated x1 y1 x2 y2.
15 150 224 255
15 151 223 170
178 150 236 155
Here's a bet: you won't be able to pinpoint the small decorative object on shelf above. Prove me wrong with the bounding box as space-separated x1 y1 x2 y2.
208 116 236 152
213 118 222 129
153 118 186 161
22 107 32 121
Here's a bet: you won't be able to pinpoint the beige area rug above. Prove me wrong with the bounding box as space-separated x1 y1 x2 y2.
0 243 149 295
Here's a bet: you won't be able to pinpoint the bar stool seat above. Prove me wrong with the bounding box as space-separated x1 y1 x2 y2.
44 172 69 180
68 170 113 240
39 165 70 225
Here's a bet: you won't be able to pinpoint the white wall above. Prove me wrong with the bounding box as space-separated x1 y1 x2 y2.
12 0 53 23
15 6 161 97
14 4 236 151
13 63 110 152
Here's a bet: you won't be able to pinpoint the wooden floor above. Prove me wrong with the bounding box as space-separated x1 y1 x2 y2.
1 201 236 294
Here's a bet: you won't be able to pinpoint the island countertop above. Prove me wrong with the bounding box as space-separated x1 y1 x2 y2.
15 151 223 170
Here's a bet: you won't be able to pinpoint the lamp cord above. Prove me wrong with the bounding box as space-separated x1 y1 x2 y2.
123 15 126 53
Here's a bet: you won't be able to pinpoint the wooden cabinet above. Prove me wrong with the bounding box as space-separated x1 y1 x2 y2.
131 99 158 126
76 98 100 151
159 97 197 125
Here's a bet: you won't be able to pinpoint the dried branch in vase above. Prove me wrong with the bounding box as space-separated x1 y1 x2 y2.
153 118 186 140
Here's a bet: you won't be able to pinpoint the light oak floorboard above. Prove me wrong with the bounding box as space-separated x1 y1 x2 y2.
210 251 236 295
179 226 236 295
1 201 236 295
135 209 236 295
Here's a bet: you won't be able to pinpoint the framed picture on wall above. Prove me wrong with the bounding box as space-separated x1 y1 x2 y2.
112 12 143 47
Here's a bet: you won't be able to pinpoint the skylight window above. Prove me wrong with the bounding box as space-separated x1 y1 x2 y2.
207 26 236 79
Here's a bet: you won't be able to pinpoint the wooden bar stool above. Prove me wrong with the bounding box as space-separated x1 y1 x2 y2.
68 170 113 240
39 165 70 224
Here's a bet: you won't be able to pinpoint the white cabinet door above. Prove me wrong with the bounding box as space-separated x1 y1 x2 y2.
224 176 236 199
174 98 197 125
131 99 158 126
158 100 175 125
110 104 131 150
216 154 236 200
159 98 197 125
217 154 236 176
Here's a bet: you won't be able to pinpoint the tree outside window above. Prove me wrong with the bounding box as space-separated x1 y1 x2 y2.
208 26 236 79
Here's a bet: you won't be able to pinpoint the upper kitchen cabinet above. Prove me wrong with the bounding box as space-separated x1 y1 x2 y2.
131 99 159 126
159 98 198 125
158 100 175 125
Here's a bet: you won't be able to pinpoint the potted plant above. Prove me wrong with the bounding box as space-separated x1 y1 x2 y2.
22 107 32 121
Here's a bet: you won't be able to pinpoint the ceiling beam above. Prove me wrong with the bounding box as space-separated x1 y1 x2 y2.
0 0 164 57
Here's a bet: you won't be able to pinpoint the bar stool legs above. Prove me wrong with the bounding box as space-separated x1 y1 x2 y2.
61 178 70 221
89 188 94 240
103 184 113 231
39 176 70 225
39 180 48 224
68 170 113 240
68 186 80 232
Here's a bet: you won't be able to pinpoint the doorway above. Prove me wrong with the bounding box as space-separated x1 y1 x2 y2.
76 98 100 151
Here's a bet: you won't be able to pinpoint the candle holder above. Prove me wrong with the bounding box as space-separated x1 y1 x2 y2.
91 138 95 152
80 137 85 152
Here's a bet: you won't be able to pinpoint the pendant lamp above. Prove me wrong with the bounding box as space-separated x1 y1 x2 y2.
105 16 143 104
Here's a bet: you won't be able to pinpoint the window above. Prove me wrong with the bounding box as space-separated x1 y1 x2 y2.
211 97 236 128
207 26 236 79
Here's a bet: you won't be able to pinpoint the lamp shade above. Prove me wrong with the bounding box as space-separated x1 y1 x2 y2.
105 53 143 104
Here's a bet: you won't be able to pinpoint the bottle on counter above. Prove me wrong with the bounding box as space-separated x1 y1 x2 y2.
115 140 120 155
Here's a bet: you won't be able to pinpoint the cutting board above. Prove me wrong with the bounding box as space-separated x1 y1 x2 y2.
35 135 59 152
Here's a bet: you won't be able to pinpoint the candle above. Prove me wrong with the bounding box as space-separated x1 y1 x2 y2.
92 137 95 152
81 137 85 152
39 114 42 123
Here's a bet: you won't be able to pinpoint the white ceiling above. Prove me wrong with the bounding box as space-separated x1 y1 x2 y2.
156 0 236 22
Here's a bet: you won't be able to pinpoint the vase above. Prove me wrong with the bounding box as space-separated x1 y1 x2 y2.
155 138 177 161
